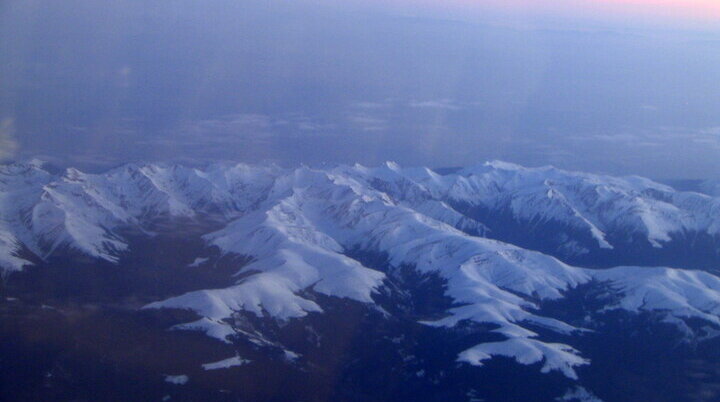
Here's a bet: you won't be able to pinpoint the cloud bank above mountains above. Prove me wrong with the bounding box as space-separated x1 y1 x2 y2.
2 0 720 178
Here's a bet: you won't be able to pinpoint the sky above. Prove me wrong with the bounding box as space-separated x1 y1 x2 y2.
2 0 720 178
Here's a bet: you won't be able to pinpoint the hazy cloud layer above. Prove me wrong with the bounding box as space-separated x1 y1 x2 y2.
0 119 18 161
2 0 720 178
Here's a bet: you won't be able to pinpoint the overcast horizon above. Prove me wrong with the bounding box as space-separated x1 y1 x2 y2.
2 0 720 179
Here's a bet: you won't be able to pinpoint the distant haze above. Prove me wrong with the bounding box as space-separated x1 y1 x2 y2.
2 0 720 178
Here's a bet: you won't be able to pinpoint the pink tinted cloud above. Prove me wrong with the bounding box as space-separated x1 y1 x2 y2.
366 0 720 21
577 0 720 18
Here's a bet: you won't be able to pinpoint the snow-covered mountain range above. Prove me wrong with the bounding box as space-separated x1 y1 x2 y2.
3 160 720 400
4 160 720 273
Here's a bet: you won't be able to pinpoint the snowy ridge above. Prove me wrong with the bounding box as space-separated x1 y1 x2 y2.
145 168 387 323
333 162 489 235
142 165 720 379
592 267 720 325
0 162 282 266
458 338 588 379
4 160 720 381
4 159 720 268
0 162 55 272
387 161 720 251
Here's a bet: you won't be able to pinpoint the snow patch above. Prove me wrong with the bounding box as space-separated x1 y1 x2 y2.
202 355 250 370
168 318 235 344
189 257 209 267
164 375 188 385
556 386 603 402
458 338 589 380
283 350 300 361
